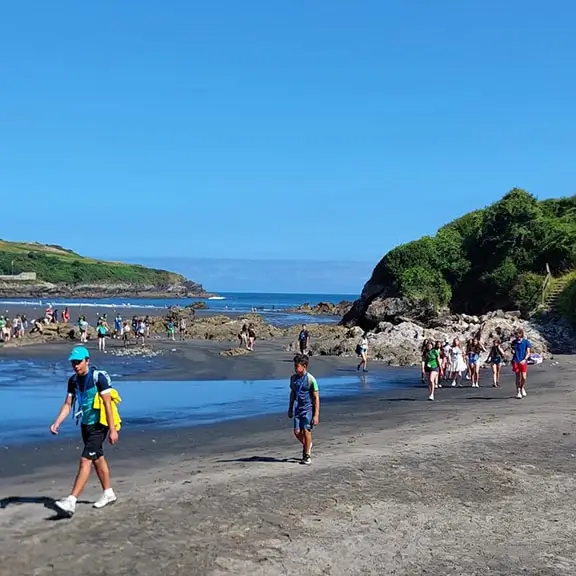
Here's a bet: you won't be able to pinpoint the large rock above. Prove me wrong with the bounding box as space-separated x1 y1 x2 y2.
312 310 575 366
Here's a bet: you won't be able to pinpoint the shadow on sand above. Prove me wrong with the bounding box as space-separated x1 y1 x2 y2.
0 496 91 521
217 455 301 464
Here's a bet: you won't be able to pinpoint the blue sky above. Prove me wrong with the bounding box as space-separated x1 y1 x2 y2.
1 1 575 289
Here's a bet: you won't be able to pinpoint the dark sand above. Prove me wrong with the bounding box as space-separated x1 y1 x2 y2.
0 335 360 381
2 357 576 575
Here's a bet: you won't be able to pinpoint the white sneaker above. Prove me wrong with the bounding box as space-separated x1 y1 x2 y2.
93 490 117 509
521 388 527 397
451 381 456 387
54 496 76 517
428 394 434 401
516 391 523 399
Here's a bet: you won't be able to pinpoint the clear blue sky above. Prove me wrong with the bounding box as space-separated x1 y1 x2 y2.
1 0 575 268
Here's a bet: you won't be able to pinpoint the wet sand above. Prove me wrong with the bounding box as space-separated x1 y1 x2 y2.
2 358 576 574
0 335 360 381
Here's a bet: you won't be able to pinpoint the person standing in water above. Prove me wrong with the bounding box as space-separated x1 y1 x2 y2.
357 332 369 372
511 328 532 399
422 340 441 400
487 338 506 387
49 346 119 517
288 354 320 465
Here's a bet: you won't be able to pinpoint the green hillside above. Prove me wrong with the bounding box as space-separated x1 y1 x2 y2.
364 188 576 317
0 240 201 289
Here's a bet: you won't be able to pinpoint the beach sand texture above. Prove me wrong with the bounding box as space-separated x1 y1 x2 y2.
2 360 576 575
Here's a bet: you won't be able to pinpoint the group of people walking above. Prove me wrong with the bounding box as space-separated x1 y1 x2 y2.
421 329 533 401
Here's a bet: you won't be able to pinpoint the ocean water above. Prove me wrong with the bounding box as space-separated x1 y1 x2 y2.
0 292 357 327
0 359 416 445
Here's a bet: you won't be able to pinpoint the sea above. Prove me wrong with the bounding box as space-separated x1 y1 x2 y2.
0 291 356 327
0 292 417 446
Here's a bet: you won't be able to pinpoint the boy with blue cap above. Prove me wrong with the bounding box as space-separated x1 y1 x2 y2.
49 346 119 517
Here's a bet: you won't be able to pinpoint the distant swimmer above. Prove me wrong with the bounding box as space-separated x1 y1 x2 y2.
49 346 120 517
288 354 320 465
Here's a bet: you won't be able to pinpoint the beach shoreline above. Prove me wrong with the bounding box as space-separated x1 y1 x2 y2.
2 357 576 574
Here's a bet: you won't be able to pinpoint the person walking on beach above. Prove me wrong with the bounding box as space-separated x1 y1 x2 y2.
238 324 249 348
247 324 256 351
49 346 119 517
62 307 70 324
422 340 440 401
449 337 467 387
179 317 186 341
78 316 89 344
288 354 320 465
466 337 485 388
114 314 122 339
357 332 369 372
167 319 176 341
97 321 108 352
137 319 146 345
487 338 506 387
511 328 532 399
298 324 310 354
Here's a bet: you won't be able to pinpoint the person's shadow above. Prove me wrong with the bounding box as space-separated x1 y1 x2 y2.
0 496 90 521
217 455 301 464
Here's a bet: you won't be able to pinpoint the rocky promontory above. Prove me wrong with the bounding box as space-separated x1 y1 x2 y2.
287 301 353 317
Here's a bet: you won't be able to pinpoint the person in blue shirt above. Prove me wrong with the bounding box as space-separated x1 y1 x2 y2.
288 354 320 465
511 328 532 399
49 346 119 517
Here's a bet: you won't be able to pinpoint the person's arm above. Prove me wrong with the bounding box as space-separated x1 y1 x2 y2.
96 374 118 443
312 389 320 425
523 341 532 363
287 388 295 418
100 393 118 444
50 393 73 434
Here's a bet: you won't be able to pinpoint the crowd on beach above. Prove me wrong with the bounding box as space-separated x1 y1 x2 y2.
420 328 537 401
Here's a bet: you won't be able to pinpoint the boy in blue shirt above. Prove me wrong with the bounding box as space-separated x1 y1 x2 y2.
511 328 532 399
49 346 119 517
288 354 320 465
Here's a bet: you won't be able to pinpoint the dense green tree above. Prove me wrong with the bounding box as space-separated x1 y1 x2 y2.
368 188 576 318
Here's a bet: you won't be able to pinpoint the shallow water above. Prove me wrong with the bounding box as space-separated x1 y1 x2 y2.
0 359 416 445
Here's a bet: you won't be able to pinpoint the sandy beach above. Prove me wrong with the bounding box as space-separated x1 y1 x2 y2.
2 355 576 575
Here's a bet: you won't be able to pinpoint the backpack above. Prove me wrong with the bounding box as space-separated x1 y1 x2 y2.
355 343 362 356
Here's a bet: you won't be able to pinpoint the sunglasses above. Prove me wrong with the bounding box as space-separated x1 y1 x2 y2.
71 359 86 366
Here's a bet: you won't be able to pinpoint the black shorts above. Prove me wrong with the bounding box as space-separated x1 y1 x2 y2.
299 341 307 352
81 423 108 461
98 333 106 339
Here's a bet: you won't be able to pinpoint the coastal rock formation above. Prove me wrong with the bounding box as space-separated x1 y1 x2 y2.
287 301 353 317
308 310 575 365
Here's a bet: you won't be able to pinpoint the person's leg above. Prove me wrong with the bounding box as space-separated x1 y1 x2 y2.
94 457 112 491
474 364 480 387
495 364 501 386
102 337 106 352
428 371 436 399
491 364 497 386
302 429 313 457
521 367 528 396
362 351 368 371
70 457 93 498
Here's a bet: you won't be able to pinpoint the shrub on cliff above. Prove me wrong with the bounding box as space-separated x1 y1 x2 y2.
362 188 576 317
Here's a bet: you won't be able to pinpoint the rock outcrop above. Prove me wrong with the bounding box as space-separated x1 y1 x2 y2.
287 301 353 317
311 310 576 365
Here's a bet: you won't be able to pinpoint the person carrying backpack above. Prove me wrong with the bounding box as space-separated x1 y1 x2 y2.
49 346 121 517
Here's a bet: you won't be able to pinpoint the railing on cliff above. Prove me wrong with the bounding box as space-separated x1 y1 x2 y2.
541 263 552 306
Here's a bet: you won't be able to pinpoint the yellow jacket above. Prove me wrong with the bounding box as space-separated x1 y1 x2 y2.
92 389 122 431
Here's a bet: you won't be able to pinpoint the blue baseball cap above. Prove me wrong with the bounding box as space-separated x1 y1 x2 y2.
68 346 90 362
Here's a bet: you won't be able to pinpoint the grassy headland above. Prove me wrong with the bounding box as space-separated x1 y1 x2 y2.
0 240 206 297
